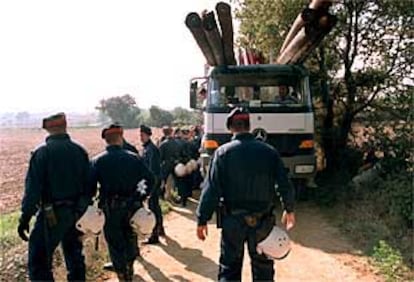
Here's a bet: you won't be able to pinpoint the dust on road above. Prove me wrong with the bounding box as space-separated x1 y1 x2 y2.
105 198 382 282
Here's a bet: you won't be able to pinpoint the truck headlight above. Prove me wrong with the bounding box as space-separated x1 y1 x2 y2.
294 165 315 174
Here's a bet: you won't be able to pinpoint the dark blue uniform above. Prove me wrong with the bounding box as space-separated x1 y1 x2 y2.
123 139 138 154
89 145 154 277
21 133 90 281
174 138 193 206
197 133 294 282
189 135 203 190
142 140 164 239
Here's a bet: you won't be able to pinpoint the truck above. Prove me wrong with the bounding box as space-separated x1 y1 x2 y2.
186 1 336 190
189 64 316 187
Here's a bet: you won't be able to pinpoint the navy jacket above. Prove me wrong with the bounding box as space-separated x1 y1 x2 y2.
197 133 294 226
90 145 154 202
142 140 161 178
123 139 138 154
159 137 181 176
21 134 90 220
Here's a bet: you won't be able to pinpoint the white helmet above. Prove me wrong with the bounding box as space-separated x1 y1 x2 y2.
256 226 291 260
130 206 156 235
76 206 105 235
185 159 198 174
174 163 187 177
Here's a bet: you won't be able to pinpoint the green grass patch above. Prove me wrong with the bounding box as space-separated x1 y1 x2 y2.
371 240 410 282
0 211 21 250
160 200 172 215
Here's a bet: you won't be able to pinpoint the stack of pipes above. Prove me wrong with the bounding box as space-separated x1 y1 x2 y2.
185 0 337 67
276 0 337 64
185 2 236 67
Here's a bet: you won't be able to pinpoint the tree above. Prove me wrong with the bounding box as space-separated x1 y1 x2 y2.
96 94 141 128
236 0 413 170
147 106 174 127
172 107 203 126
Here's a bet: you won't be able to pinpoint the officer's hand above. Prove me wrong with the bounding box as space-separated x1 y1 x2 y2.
281 211 295 231
17 217 30 241
197 225 208 241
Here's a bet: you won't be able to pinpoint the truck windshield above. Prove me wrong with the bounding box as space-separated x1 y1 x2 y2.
208 75 310 109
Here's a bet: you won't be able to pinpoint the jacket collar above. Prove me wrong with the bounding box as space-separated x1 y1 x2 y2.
232 132 255 141
143 140 153 147
46 133 70 142
106 145 123 151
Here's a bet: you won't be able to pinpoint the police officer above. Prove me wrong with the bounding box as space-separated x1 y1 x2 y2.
174 127 193 207
90 124 154 281
123 138 138 154
139 125 165 244
196 108 296 282
17 113 90 282
159 126 180 201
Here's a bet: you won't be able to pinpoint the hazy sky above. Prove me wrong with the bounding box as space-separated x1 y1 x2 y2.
0 0 227 113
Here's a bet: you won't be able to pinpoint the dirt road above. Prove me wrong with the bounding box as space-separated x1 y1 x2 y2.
105 198 382 282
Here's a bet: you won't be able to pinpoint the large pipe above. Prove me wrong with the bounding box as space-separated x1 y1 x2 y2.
202 11 226 66
185 12 217 66
216 2 236 65
277 10 336 64
291 14 337 63
279 0 334 54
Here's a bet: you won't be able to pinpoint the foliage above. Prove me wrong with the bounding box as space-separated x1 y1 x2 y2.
372 240 409 281
0 211 21 250
95 94 141 128
235 0 413 171
147 106 175 127
235 0 307 61
171 107 203 126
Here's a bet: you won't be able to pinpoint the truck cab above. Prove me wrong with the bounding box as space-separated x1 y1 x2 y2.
190 64 316 182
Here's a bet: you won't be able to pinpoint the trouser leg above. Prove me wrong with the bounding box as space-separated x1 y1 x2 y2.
148 181 163 238
61 227 86 282
247 217 275 282
104 207 139 277
218 216 246 282
28 212 68 282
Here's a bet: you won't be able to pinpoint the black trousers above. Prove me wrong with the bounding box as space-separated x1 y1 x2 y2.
148 179 164 237
219 214 275 282
103 204 139 274
28 207 85 282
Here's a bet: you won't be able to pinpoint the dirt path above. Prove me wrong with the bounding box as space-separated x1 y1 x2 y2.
105 198 382 282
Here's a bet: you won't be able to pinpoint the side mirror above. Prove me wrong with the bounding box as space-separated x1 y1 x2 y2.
190 81 198 109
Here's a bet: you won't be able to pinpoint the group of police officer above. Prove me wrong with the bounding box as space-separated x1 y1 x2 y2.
17 112 204 281
18 108 295 282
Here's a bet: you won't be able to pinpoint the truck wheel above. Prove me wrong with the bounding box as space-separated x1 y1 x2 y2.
293 179 308 201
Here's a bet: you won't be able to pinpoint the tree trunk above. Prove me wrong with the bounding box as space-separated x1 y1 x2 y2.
318 46 336 171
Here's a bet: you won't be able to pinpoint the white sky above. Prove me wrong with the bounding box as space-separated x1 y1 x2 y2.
0 0 226 113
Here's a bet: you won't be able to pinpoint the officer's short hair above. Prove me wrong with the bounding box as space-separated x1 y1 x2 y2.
140 125 152 136
226 107 250 131
42 112 67 129
162 126 173 136
101 124 123 139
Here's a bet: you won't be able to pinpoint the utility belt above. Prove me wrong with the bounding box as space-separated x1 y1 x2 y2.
41 199 77 228
217 202 274 228
101 195 141 210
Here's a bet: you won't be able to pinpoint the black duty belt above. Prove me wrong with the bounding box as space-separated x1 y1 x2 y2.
103 195 134 209
228 209 273 228
53 200 76 207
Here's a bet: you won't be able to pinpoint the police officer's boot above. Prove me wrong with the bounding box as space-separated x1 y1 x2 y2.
116 272 127 282
158 225 166 237
126 261 134 281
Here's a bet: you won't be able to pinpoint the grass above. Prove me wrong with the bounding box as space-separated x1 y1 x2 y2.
160 199 172 215
0 211 21 250
314 170 414 282
371 240 410 282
